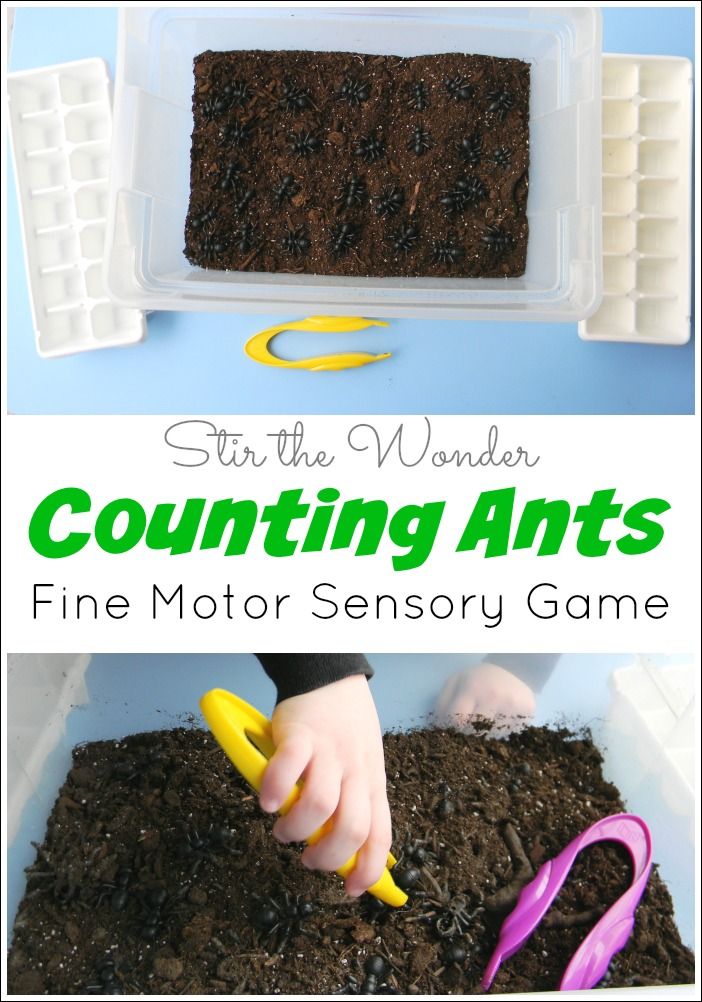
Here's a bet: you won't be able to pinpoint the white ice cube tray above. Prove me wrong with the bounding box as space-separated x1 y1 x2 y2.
580 54 692 345
7 58 145 357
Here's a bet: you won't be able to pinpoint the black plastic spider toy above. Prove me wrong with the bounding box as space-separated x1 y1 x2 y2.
338 76 371 106
491 146 512 168
335 175 367 211
375 186 404 218
281 226 311 256
387 223 419 255
177 823 239 876
432 236 464 266
486 88 514 120
331 222 360 257
481 223 514 256
290 130 322 157
278 78 312 111
434 895 484 939
408 125 432 156
406 80 429 111
446 76 474 101
439 176 487 216
272 173 300 207
458 131 483 166
251 891 315 954
355 133 386 163
219 119 253 146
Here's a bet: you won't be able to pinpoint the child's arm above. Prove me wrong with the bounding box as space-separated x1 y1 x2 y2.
254 657 391 897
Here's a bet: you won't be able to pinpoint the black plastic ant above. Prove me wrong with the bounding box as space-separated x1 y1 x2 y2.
375 187 404 219
335 175 367 211
408 125 432 156
278 78 311 111
290 130 322 157
336 955 395 995
432 236 464 266
481 224 514 256
95 865 132 912
355 133 385 163
406 81 430 111
281 227 311 257
272 174 300 207
338 77 371 106
331 222 360 257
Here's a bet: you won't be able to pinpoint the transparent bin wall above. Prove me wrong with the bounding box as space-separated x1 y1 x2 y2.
7 653 693 957
105 7 602 319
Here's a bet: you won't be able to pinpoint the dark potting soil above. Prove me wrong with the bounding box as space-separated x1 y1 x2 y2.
8 726 693 996
184 50 529 278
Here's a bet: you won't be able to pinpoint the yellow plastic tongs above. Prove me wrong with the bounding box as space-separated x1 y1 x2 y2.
200 688 407 907
244 315 391 371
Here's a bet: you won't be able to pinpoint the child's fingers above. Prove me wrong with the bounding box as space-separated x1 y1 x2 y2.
435 671 462 719
272 755 342 843
259 732 314 813
437 671 480 723
344 794 393 897
447 692 477 722
301 776 371 872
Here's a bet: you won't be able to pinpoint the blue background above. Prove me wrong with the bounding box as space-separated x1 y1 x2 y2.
7 7 695 415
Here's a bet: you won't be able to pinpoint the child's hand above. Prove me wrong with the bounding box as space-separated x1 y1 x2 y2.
259 674 391 897
435 662 535 731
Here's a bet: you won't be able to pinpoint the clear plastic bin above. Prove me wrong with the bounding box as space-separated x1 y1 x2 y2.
104 7 603 321
7 652 694 970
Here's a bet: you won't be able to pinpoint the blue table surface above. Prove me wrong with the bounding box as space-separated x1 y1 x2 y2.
7 7 695 415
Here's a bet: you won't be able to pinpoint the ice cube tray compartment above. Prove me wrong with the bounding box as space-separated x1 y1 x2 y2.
7 59 145 357
581 54 691 345
603 100 637 137
58 63 110 106
603 255 635 296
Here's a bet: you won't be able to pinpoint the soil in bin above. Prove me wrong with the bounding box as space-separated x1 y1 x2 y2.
8 726 693 995
185 50 529 278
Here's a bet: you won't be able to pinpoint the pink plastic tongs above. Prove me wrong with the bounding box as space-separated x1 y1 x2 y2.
482 813 653 991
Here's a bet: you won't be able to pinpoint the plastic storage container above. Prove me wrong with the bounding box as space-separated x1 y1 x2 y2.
604 656 694 844
104 7 603 321
7 652 694 968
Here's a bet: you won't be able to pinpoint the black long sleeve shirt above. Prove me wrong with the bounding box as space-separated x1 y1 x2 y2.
255 653 558 704
256 653 373 703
